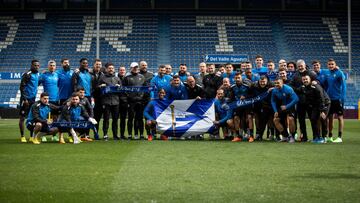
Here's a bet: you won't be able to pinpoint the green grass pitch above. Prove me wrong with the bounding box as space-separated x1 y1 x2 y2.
0 119 360 202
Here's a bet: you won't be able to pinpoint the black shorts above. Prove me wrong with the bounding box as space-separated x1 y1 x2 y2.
19 99 35 117
26 122 50 133
329 100 343 116
279 107 296 118
233 108 245 117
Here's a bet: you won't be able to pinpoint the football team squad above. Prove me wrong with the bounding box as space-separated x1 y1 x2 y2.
19 55 346 144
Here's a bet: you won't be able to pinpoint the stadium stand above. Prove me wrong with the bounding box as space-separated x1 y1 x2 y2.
0 12 359 107
0 15 44 72
49 14 158 69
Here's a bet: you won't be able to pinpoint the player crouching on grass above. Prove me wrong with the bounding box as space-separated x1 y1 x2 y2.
213 88 235 140
57 93 97 144
271 77 299 143
143 88 168 141
26 92 60 144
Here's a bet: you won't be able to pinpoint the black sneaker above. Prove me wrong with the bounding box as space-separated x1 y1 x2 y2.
113 136 120 140
255 135 263 141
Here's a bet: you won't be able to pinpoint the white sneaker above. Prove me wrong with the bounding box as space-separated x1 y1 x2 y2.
134 135 139 140
332 137 343 143
73 136 81 144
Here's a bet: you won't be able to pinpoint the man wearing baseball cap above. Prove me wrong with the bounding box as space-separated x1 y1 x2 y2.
122 62 146 140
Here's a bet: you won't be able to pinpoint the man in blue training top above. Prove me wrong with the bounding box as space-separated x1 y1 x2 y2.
312 60 328 88
242 67 260 83
253 55 268 76
39 60 60 105
19 59 40 143
39 60 61 142
57 58 74 105
72 58 92 101
167 75 188 100
58 93 97 144
150 65 172 99
213 88 235 140
176 63 191 82
231 73 251 142
26 92 60 144
325 58 346 143
143 88 168 141
271 77 299 143
222 63 236 84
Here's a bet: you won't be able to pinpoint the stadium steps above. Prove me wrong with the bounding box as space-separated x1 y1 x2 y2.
271 16 293 61
33 18 57 67
157 14 172 66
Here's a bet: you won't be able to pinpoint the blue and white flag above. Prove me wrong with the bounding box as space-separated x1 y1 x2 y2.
154 99 215 137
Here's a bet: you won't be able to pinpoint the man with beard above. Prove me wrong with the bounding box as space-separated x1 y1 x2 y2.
250 75 274 141
98 63 121 141
26 92 60 144
150 65 172 99
19 60 40 142
213 89 235 140
167 75 188 100
90 59 104 138
118 66 128 139
139 61 154 140
58 58 73 105
301 75 330 143
202 64 223 99
231 73 251 142
176 63 191 82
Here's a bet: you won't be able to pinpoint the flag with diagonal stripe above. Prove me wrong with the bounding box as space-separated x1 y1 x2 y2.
154 99 215 137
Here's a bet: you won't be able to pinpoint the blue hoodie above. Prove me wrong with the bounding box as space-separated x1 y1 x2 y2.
214 98 233 124
39 71 59 102
271 84 299 113
150 74 172 99
167 84 188 100
325 68 346 102
57 68 74 100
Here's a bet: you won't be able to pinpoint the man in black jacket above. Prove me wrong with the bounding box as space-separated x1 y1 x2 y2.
139 61 154 140
185 76 204 99
90 59 104 138
98 63 121 141
301 75 330 143
202 64 222 99
118 66 128 139
289 59 317 142
123 62 146 140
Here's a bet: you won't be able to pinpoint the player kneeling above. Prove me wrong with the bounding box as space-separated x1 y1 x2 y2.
271 77 299 143
26 92 60 144
213 89 235 140
58 93 97 144
144 88 167 141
